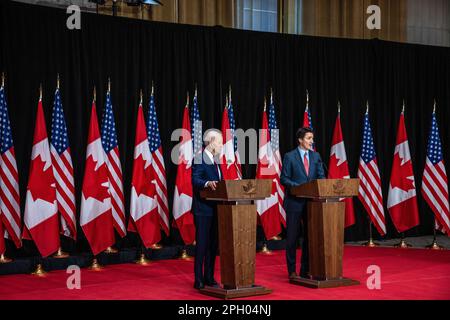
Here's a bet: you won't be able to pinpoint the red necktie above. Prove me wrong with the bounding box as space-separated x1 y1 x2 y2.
303 153 309 176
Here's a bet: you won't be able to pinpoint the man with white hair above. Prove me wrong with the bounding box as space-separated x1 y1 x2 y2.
192 129 223 290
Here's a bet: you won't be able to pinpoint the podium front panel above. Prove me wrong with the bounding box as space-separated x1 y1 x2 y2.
307 202 345 280
217 204 256 289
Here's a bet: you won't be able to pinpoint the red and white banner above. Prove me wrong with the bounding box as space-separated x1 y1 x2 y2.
172 104 195 244
0 84 22 254
387 111 420 233
357 110 386 236
23 97 59 257
328 111 355 228
220 106 240 180
256 108 283 239
421 111 449 235
128 102 161 248
80 101 115 255
147 92 170 236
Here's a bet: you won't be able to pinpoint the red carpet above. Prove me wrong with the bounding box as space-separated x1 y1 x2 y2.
0 246 449 300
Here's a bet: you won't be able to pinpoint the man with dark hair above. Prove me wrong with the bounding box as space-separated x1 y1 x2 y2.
280 127 325 279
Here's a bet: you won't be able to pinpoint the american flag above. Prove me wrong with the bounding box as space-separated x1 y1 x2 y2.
50 87 76 239
357 109 386 236
100 89 126 238
228 92 242 177
268 93 286 224
0 84 21 249
147 88 170 236
421 109 449 235
191 90 202 156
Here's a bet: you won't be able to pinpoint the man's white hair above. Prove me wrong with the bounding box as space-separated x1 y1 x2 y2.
203 129 222 146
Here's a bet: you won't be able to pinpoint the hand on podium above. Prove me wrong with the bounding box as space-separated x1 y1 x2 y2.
206 181 218 190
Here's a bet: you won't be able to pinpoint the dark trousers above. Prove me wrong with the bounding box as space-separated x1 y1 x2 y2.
194 214 218 283
286 209 309 276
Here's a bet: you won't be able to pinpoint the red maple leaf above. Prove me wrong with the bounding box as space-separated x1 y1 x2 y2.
132 155 155 197
82 155 110 202
28 155 56 203
390 153 415 192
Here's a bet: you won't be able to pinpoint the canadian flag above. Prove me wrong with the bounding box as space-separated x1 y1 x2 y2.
220 105 240 180
172 104 195 244
328 110 355 227
23 96 59 257
387 111 420 233
256 107 283 239
128 101 160 248
80 100 115 255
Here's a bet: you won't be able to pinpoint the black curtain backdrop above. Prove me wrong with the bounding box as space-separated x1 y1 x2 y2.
0 1 449 256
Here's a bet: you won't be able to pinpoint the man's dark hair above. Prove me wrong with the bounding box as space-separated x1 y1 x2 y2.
296 127 314 141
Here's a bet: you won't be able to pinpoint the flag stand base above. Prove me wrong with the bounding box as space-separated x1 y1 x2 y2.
178 249 194 261
104 246 118 254
259 243 272 255
394 239 412 248
426 239 443 250
89 258 103 271
135 253 151 265
31 263 47 276
0 254 12 263
53 247 69 259
363 238 379 247
150 243 163 250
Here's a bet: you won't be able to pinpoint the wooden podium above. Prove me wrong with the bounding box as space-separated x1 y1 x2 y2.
199 179 273 299
289 178 361 288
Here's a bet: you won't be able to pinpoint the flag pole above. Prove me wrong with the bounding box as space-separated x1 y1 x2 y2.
1 72 4 88
148 81 163 251
426 218 443 250
52 73 72 259
394 101 412 249
363 221 379 247
259 96 273 254
136 240 152 265
425 100 443 250
178 90 195 261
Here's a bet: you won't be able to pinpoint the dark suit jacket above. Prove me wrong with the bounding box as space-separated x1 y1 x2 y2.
192 151 222 217
280 148 326 212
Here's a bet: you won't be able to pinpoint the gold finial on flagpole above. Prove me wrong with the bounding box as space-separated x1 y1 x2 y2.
93 86 96 102
337 100 341 113
228 85 232 102
151 81 154 96
1 72 4 87
57 73 60 90
433 99 436 113
264 96 267 112
140 89 143 105
270 87 273 104
186 91 190 107
194 83 198 97
108 77 111 92
225 95 229 109
366 100 369 114
402 99 405 113
306 89 309 108
39 83 43 101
